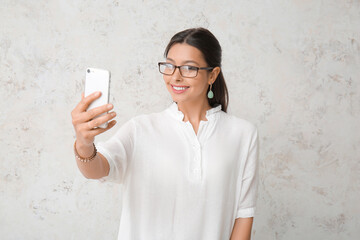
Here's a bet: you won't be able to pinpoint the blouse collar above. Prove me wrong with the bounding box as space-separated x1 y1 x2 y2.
166 101 222 122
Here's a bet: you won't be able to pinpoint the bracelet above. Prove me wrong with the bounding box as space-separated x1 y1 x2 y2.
74 140 97 163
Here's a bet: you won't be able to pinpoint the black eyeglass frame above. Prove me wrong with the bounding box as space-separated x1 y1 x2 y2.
158 62 214 78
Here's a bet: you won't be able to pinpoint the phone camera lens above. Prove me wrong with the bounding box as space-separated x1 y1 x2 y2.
87 69 90 73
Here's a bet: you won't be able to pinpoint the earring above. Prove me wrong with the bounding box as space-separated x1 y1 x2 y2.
207 84 214 99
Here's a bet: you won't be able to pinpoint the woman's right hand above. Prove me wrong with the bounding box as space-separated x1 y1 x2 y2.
71 91 117 147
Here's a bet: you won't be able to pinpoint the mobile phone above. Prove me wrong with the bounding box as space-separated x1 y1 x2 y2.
84 67 111 129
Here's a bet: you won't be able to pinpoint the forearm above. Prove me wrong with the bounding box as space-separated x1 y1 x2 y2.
230 217 253 240
74 141 109 179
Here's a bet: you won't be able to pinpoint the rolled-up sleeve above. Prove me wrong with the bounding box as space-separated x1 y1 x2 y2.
95 118 136 184
236 127 259 218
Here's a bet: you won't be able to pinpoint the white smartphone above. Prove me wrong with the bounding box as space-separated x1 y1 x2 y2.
84 67 111 129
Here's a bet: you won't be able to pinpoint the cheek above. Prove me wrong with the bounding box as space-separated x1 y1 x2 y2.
193 76 209 89
163 76 172 91
163 75 171 83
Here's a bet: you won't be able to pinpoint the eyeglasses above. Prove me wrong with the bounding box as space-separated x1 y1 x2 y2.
158 62 214 78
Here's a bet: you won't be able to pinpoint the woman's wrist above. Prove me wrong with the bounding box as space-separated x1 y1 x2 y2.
74 140 97 162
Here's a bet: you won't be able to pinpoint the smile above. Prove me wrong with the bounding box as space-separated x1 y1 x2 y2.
171 84 189 93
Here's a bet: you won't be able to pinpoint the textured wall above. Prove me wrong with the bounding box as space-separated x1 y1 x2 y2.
1 0 359 239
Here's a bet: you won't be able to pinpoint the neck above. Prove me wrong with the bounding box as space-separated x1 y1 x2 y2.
176 99 212 123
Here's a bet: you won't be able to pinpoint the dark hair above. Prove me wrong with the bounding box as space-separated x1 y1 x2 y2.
164 27 229 113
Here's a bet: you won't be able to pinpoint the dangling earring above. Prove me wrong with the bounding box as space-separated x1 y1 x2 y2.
207 83 214 99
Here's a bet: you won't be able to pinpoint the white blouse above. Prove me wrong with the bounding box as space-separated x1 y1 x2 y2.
95 101 259 240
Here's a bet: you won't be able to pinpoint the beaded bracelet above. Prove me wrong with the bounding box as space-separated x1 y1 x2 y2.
74 140 97 163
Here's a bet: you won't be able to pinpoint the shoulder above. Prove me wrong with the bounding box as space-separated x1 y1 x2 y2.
129 109 169 128
219 111 258 137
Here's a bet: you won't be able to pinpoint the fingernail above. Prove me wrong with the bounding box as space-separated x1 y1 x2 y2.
107 104 113 109
111 112 116 116
95 91 101 96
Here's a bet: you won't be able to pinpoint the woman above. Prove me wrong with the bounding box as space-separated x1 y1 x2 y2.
71 27 259 240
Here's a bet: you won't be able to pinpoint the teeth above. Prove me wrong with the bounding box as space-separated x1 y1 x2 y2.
173 86 188 90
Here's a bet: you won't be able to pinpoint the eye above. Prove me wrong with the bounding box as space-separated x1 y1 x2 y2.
164 63 174 69
182 65 197 71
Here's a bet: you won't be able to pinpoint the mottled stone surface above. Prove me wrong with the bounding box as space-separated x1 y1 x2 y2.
0 0 359 239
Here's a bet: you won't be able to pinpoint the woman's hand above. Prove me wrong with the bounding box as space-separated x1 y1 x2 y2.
71 91 117 147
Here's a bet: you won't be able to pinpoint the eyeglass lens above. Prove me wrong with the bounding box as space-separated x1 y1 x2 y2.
159 63 197 77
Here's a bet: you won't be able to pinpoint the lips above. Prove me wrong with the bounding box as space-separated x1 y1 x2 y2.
171 84 189 88
171 84 189 93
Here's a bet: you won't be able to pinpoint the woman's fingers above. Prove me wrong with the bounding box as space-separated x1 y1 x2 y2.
73 91 111 124
90 120 117 135
76 91 102 113
87 103 113 120
86 111 117 130
74 102 113 125
71 91 117 146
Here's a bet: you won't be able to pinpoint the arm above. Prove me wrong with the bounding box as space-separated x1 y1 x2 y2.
230 217 254 240
232 126 259 239
74 141 110 179
71 91 116 179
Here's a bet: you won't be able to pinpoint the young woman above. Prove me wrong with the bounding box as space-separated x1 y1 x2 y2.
71 27 259 240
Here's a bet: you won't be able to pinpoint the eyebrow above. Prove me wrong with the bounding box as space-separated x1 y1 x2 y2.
166 58 200 66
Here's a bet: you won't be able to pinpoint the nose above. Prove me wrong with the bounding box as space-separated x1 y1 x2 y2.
171 66 182 81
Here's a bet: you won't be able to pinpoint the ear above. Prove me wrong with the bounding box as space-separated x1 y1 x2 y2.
208 67 221 84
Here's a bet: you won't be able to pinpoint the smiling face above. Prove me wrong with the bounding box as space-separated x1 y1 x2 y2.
163 43 217 105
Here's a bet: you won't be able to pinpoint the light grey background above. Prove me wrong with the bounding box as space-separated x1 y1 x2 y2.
1 0 359 239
